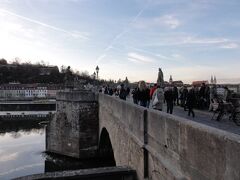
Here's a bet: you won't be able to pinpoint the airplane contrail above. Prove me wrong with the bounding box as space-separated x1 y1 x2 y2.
0 8 89 40
96 3 149 63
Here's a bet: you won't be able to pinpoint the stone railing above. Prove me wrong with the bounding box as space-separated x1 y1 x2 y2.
99 94 240 180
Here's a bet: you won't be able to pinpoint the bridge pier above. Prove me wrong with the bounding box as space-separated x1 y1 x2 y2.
46 90 99 158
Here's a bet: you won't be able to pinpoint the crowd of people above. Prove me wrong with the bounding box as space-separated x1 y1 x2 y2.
100 81 232 118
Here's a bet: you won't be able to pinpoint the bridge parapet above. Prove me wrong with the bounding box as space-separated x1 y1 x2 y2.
46 91 240 180
99 94 145 143
147 109 240 179
99 94 240 180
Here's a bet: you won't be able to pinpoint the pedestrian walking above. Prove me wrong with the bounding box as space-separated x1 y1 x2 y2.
132 87 138 104
137 81 149 107
186 87 196 118
173 86 179 105
199 83 206 109
152 85 164 111
150 84 157 99
182 86 188 111
119 84 127 100
164 87 174 114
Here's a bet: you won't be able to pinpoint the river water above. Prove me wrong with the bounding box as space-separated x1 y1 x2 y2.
0 120 114 180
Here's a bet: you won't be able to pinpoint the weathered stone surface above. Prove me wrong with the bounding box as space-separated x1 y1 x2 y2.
57 90 98 102
146 109 184 180
14 166 136 180
46 90 98 158
224 135 240 179
47 92 240 180
99 95 145 180
99 94 240 180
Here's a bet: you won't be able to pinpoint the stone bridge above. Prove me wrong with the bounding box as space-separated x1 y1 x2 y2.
46 90 240 180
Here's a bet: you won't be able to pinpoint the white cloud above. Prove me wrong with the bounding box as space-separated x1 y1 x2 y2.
128 52 155 63
133 14 181 29
126 45 169 59
126 45 185 61
171 53 182 59
182 36 228 44
154 15 181 29
96 54 106 63
142 34 237 49
220 43 238 49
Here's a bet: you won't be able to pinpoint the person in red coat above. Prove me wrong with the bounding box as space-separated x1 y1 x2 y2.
150 84 157 99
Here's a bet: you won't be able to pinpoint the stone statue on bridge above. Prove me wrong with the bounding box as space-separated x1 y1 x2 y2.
157 68 164 87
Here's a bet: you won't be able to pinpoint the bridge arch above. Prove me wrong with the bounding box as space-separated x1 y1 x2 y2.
99 127 116 166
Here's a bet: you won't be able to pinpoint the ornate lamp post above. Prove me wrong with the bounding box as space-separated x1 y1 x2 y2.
95 66 99 79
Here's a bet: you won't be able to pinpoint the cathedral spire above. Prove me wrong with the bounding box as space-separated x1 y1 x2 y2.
211 75 213 84
214 76 217 84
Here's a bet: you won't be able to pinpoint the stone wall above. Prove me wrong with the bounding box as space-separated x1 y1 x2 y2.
99 94 145 180
98 94 240 180
15 166 136 180
46 90 99 158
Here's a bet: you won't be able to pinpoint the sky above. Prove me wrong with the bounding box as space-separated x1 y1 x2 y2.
0 0 240 84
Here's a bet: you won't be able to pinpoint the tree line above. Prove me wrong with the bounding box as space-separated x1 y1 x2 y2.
0 58 131 86
0 58 92 84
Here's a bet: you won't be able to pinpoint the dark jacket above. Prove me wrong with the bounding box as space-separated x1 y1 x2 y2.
132 88 138 100
186 89 196 107
137 89 150 102
119 88 127 100
164 90 174 102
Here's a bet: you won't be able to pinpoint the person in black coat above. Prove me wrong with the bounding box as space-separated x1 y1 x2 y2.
137 81 150 108
132 87 139 104
173 86 179 105
186 87 196 117
199 83 206 109
164 87 174 114
119 84 127 100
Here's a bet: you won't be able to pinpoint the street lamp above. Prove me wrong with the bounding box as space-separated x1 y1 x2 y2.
95 66 99 79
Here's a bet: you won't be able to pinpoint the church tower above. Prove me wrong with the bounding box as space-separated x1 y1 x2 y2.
210 75 214 84
214 76 217 84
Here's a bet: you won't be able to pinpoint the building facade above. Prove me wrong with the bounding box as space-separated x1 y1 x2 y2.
0 84 62 99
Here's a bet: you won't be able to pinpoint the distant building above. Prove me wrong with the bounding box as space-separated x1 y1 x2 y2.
172 81 184 87
214 76 217 84
39 66 59 75
47 84 62 98
0 83 63 99
192 80 209 87
165 75 184 87
210 76 213 84
210 75 217 84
